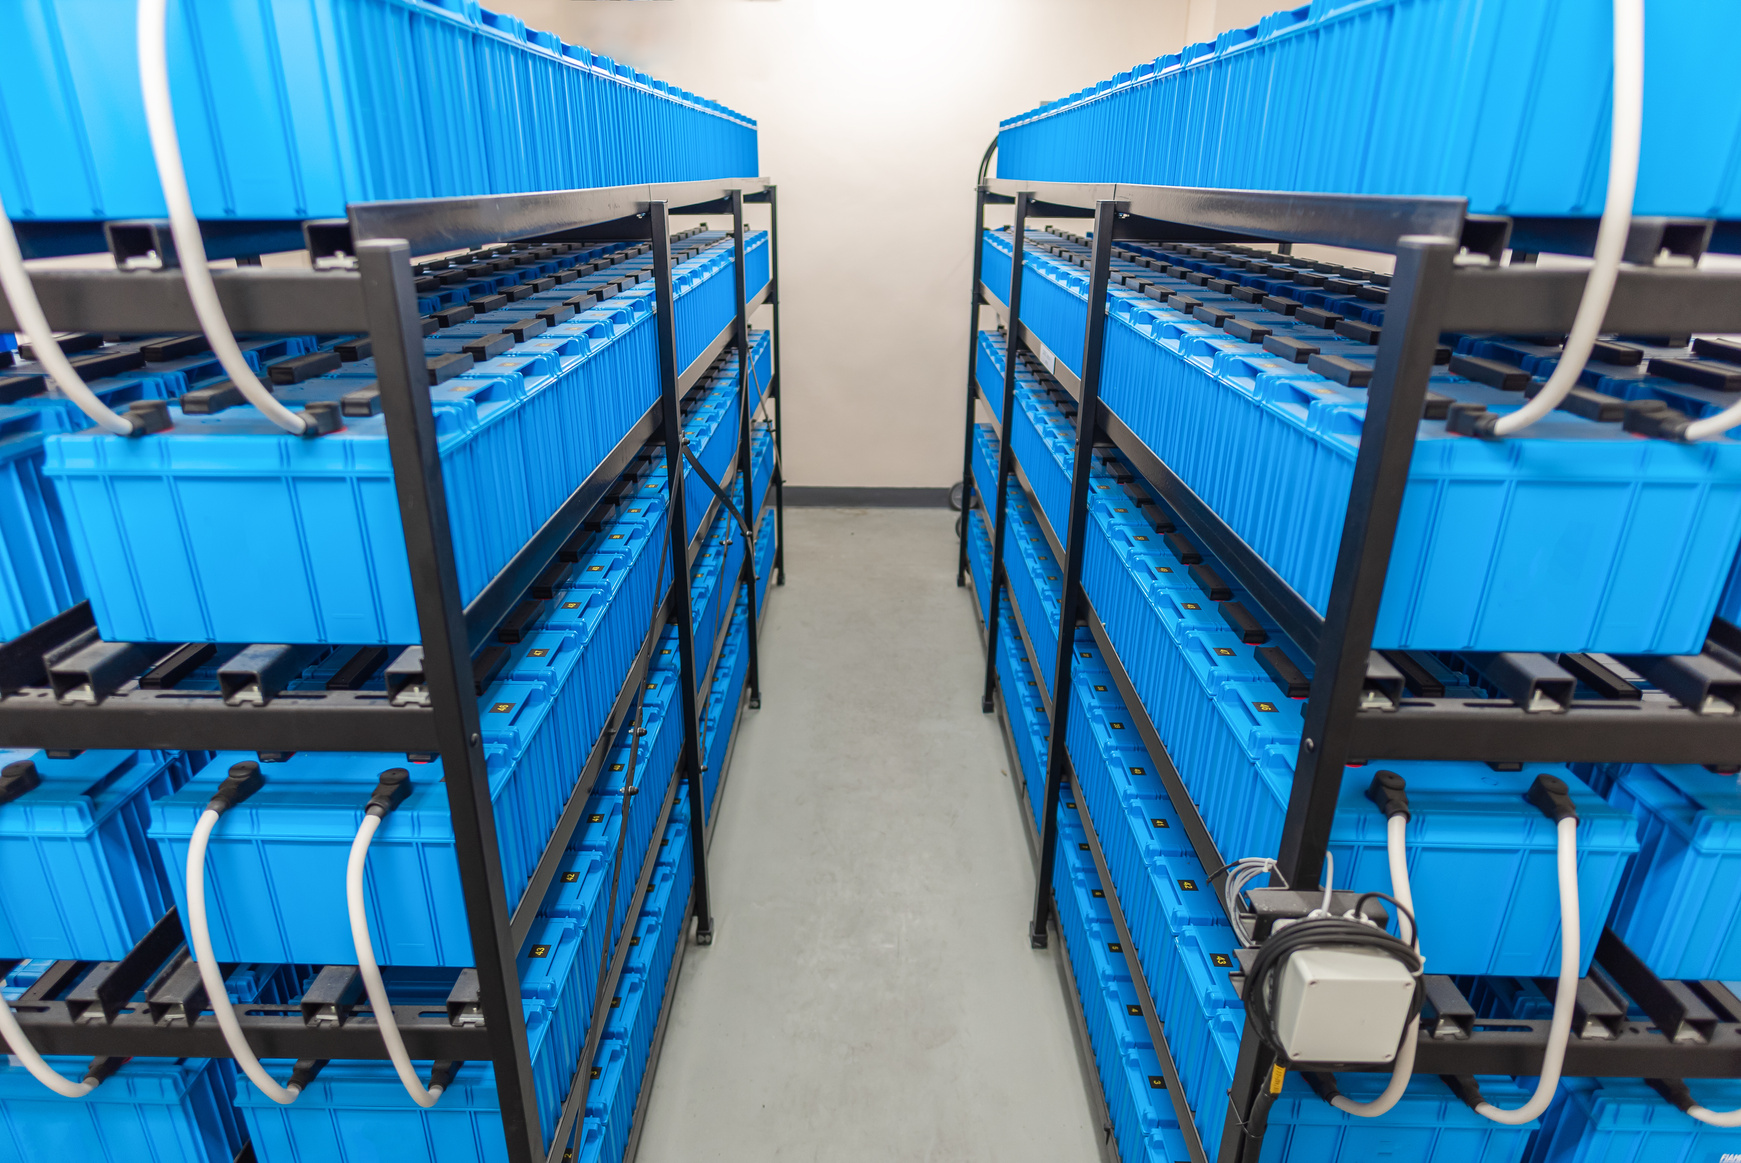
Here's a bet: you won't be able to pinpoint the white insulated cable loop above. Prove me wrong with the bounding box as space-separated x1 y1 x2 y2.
1491 0 1642 437
1330 812 1419 1119
0 198 133 436
137 0 311 436
1475 817 1580 1124
187 808 302 1105
347 812 444 1108
0 990 97 1097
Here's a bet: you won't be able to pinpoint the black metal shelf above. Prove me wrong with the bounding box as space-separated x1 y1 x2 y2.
0 180 784 1163
465 279 768 654
966 565 1203 1163
959 177 1741 1163
333 178 773 260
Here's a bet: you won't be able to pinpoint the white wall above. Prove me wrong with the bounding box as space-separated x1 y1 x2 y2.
494 0 1272 490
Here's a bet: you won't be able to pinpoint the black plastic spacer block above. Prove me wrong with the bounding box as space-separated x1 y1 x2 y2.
125 399 173 435
0 760 40 806
299 401 343 436
1445 402 1501 439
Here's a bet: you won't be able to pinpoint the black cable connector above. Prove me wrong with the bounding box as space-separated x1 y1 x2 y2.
1439 1073 1486 1112
1525 773 1580 823
82 1056 127 1086
288 1059 329 1091
0 760 40 806
1365 769 1410 820
365 767 413 818
430 1060 464 1091
206 760 266 815
1645 1077 1698 1113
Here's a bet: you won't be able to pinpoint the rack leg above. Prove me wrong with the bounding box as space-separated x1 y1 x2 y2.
358 239 541 1163
1028 200 1119 948
980 191 1030 714
649 200 715 945
768 184 786 587
957 185 990 587
730 189 763 710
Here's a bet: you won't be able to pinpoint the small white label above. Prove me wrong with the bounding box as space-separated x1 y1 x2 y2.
1034 339 1059 374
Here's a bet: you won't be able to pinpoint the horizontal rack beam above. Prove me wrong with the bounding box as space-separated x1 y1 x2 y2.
345 178 772 259
12 998 485 1060
1347 693 1741 764
1444 265 1741 334
0 686 437 752
1390 1021 1741 1078
985 179 1469 255
0 267 369 335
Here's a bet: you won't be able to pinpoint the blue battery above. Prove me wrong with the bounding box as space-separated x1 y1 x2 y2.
987 230 1741 655
0 959 307 1163
0 748 189 960
1597 762 1741 981
42 242 765 646
0 1 757 226
1528 1077 1741 1163
994 0 1740 221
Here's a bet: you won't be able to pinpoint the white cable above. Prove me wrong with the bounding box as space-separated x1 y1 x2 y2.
1385 813 1414 948
347 812 444 1108
0 198 133 436
1475 817 1580 1124
137 0 311 436
0 990 97 1097
1490 0 1642 437
1685 1102 1741 1128
186 808 302 1104
1330 812 1418 1119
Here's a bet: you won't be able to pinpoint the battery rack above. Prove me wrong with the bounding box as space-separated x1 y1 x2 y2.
0 177 785 1163
957 177 1741 1163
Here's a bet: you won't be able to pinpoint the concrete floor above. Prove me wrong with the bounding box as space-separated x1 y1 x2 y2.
636 507 1099 1162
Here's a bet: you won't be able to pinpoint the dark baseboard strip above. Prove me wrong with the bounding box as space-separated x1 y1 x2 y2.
783 486 952 508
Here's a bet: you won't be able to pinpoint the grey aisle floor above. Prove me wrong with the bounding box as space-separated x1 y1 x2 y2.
636 507 1099 1161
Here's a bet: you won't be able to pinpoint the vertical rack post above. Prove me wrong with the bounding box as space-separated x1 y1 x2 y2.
1218 234 1458 1163
1028 199 1120 948
767 184 786 587
730 189 762 708
957 183 990 587
357 239 541 1163
649 200 715 944
979 190 1031 713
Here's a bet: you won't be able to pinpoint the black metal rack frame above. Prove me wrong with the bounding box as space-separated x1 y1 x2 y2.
957 177 1741 1163
0 177 783 1163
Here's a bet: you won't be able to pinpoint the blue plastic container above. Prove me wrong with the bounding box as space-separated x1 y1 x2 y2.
0 748 188 960
44 237 766 645
987 229 1741 654
995 0 1741 221
1062 474 1642 975
1599 763 1741 981
1529 1077 1741 1163
147 602 682 963
0 0 756 228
